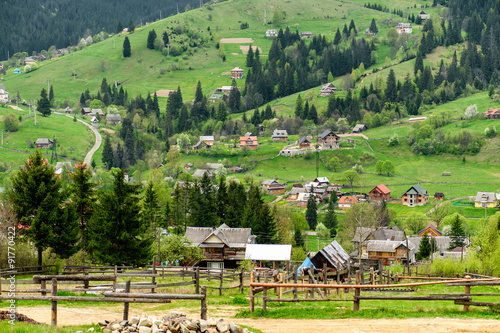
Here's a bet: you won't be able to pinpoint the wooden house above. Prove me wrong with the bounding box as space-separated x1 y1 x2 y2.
317 130 340 149
35 138 54 149
106 114 122 125
366 240 412 265
0 84 8 103
215 86 234 93
300 31 314 38
208 93 223 103
192 136 214 150
239 135 258 150
351 226 406 260
369 184 391 201
265 29 278 38
418 224 442 237
296 192 317 207
402 184 429 207
90 109 104 116
314 177 329 186
320 83 337 97
271 129 288 141
192 169 213 179
298 137 311 149
230 67 244 79
434 192 445 200
261 179 286 195
396 22 412 34
184 224 256 268
64 107 73 114
474 192 499 208
484 108 500 119
310 240 350 273
288 187 307 200
81 107 91 115
352 124 368 133
338 195 358 209
418 10 430 21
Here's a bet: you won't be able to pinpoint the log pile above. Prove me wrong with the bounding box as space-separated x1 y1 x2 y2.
99 311 251 333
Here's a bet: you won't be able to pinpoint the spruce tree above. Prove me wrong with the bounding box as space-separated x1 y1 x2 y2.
385 69 397 102
295 94 303 118
117 22 123 33
142 182 161 251
49 85 54 103
308 104 318 124
147 29 157 49
242 186 276 243
38 88 51 117
70 163 95 251
448 214 466 250
323 199 338 237
294 227 304 248
305 189 318 230
369 18 378 34
349 19 357 34
414 52 424 75
102 135 114 170
88 169 152 265
194 81 204 103
162 31 169 45
417 234 431 260
123 36 131 57
333 28 342 45
128 19 135 33
246 45 254 67
226 181 247 227
216 177 228 223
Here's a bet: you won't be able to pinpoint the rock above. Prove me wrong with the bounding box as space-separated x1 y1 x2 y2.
216 319 229 333
229 322 241 333
206 328 218 333
179 323 190 333
111 330 120 333
152 324 160 333
208 318 217 327
139 318 153 327
110 323 122 331
242 329 249 333
102 329 112 333
129 328 137 332
153 319 162 327
138 327 152 333
99 321 109 327
130 317 140 325
199 319 208 332
185 320 198 330
121 320 129 327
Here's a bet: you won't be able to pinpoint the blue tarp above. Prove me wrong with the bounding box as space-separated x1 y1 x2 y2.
297 257 316 276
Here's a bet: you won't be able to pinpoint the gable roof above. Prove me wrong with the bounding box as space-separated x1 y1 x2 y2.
35 138 53 145
475 192 497 203
185 224 254 248
318 130 334 139
289 187 307 195
370 184 391 195
311 240 350 271
106 114 121 121
366 240 413 253
353 124 368 131
403 184 428 196
418 224 442 237
192 169 212 178
315 177 329 183
298 137 311 144
352 226 405 243
272 129 288 138
338 196 358 205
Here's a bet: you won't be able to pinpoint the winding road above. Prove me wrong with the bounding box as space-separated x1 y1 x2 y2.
59 113 102 165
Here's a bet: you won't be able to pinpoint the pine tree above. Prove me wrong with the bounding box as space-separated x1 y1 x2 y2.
448 214 466 250
385 69 397 102
117 22 123 33
88 169 152 265
38 88 51 117
102 135 114 170
308 104 318 124
294 227 304 248
216 177 228 223
417 234 431 260
369 18 378 34
334 28 341 45
414 51 424 75
246 45 254 67
349 19 357 35
162 31 169 45
242 186 276 243
70 163 95 251
194 81 203 103
147 29 157 49
226 181 247 227
295 94 303 118
128 19 135 33
228 80 241 113
323 199 338 237
305 190 318 230
142 182 160 245
123 36 131 57
49 85 54 103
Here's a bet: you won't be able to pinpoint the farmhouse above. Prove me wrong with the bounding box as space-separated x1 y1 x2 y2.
366 240 412 265
265 29 278 38
81 107 91 115
90 109 104 116
25 57 36 65
35 138 54 149
402 184 429 207
484 108 500 119
192 169 213 179
64 107 73 114
320 83 337 97
317 130 340 149
408 236 468 261
0 84 8 103
310 240 350 273
215 86 235 93
205 163 224 171
369 184 391 201
352 124 368 133
300 31 314 38
298 137 311 148
364 28 376 35
314 177 329 186
91 116 99 126
239 135 258 150
261 179 286 195
434 192 445 200
396 22 412 34
297 192 317 207
230 67 244 79
474 192 499 208
338 195 358 209
418 10 430 21
351 226 406 259
208 94 223 103
418 224 442 237
288 186 307 200
192 136 215 150
184 224 256 269
271 129 288 141
106 114 122 125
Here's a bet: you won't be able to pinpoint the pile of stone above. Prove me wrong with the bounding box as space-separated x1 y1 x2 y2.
99 311 252 333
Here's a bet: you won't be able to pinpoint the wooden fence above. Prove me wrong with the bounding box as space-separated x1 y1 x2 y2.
0 265 57 277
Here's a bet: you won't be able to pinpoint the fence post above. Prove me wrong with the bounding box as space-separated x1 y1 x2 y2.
84 272 89 294
123 280 131 320
151 255 156 294
219 269 224 296
41 280 46 296
323 263 328 296
239 267 244 294
0 278 2 295
263 273 268 312
195 267 200 295
113 265 117 292
201 286 207 320
463 275 471 311
293 266 298 300
51 278 57 326
249 271 255 313
353 287 360 312
278 273 283 299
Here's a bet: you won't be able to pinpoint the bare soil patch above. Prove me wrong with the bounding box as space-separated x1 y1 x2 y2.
239 45 262 54
101 128 116 135
493 173 500 178
8 105 23 111
154 89 176 98
231 53 239 55
0 310 40 325
219 38 253 44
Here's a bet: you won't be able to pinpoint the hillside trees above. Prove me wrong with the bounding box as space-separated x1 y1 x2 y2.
70 163 95 251
147 29 157 49
38 88 51 116
3 113 19 132
242 186 276 244
123 37 131 57
305 189 318 230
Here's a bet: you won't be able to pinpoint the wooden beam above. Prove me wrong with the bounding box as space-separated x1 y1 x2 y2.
34 275 116 281
0 295 170 303
104 292 205 300
355 295 472 301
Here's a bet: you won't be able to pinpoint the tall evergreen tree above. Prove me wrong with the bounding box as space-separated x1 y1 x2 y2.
147 29 157 49
123 36 131 57
128 19 135 33
323 199 338 237
349 19 357 34
70 163 95 251
88 169 151 265
369 18 378 34
448 214 466 250
305 189 318 230
242 186 276 244
216 177 228 223
162 31 169 45
417 234 432 260
246 45 254 67
38 88 51 117
294 227 304 248
414 51 424 75
295 94 304 118
308 104 318 124
142 182 161 257
333 28 342 45
102 135 114 170
117 21 123 33
385 69 397 102
228 80 241 113
49 85 54 103
226 181 247 227
194 81 204 104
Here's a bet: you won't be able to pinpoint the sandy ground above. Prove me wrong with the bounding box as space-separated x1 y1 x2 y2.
8 105 23 111
239 45 262 54
18 305 500 332
219 38 253 44
154 89 176 97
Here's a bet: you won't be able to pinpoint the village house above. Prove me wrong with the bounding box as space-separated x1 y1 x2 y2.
300 31 314 38
288 186 307 200
364 28 376 35
54 161 73 178
184 224 256 269
298 137 311 149
474 192 499 208
310 240 350 273
0 84 8 103
25 57 36 65
297 192 318 207
192 136 215 150
418 10 430 21
351 226 406 260
408 236 468 261
239 135 258 150
91 116 99 126
317 130 340 149
261 179 287 195
230 67 244 79
338 195 358 209
271 129 288 141
396 22 412 34
320 83 337 97
208 93 223 103
352 124 368 133
81 107 91 115
434 192 445 200
369 184 391 201
192 169 213 179
205 163 224 171
314 177 329 186
408 116 427 123
106 114 122 125
34 138 54 149
366 240 413 265
64 107 73 114
215 86 235 94
90 109 104 117
484 108 500 119
418 224 442 237
265 29 278 38
402 184 429 207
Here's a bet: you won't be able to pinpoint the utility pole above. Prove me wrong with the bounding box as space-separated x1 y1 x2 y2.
47 78 50 93
34 100 37 125
264 9 267 25
73 69 76 80
29 100 31 115
1 129 3 145
160 10 162 20
177 3 179 15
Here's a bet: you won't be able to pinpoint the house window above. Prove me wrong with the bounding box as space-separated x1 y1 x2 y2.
207 262 223 269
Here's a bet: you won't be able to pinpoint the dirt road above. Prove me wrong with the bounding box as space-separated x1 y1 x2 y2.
19 305 500 332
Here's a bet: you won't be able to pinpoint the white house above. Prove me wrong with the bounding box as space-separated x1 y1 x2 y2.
265 29 278 38
396 23 412 34
0 84 8 103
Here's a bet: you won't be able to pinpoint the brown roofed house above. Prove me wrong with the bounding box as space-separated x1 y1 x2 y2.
369 184 391 201
402 184 429 207
231 67 244 79
239 135 258 150
317 130 340 150
418 224 442 237
261 179 286 195
484 108 500 119
434 192 445 200
298 137 311 149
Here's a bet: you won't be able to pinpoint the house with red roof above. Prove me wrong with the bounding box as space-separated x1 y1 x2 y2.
369 184 391 201
338 196 358 209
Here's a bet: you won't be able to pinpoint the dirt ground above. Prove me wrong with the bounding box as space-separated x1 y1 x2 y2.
239 45 262 54
8 105 23 111
219 38 253 44
18 305 500 332
154 89 176 97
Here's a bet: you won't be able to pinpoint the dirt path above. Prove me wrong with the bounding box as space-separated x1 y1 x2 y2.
19 305 500 332
8 105 23 111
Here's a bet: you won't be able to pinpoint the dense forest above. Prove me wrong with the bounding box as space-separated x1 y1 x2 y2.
0 0 199 58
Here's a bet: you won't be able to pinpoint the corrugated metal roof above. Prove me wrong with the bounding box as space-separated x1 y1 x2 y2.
311 240 350 271
245 244 292 261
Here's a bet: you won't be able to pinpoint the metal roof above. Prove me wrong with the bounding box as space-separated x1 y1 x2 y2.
311 240 350 271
